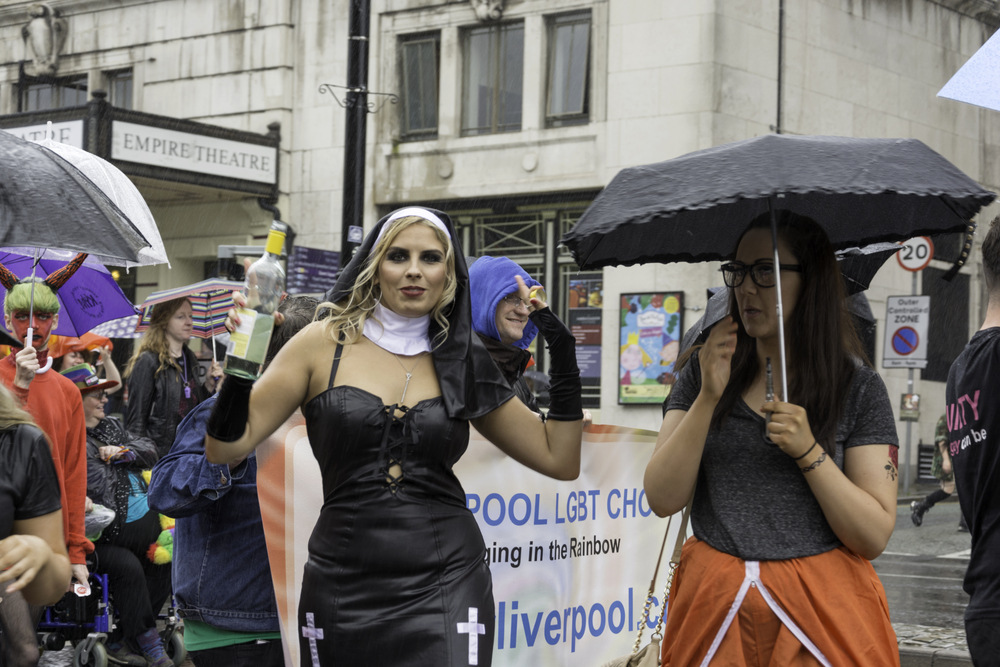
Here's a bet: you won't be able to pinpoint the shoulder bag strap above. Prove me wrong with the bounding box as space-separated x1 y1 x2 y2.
631 492 694 653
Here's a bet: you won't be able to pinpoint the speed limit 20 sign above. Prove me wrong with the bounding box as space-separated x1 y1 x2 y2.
897 237 935 272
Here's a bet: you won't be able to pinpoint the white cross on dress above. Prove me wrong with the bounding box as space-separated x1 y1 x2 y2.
302 612 324 667
456 607 486 665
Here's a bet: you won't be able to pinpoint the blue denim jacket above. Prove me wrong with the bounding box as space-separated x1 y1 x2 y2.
147 395 279 633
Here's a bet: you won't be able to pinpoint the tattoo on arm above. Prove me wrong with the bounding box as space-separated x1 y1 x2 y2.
800 451 827 473
886 445 899 481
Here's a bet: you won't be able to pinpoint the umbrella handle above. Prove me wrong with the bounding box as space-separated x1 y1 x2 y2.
26 327 32 350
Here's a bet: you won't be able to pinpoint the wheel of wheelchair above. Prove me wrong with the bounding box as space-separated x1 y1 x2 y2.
42 631 66 651
72 641 108 667
161 629 186 667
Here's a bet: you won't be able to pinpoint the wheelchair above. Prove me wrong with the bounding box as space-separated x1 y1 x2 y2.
36 565 186 667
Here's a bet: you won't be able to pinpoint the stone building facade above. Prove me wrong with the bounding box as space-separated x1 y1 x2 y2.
0 0 997 482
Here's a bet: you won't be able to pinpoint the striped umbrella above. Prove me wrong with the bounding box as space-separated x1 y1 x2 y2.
137 279 244 361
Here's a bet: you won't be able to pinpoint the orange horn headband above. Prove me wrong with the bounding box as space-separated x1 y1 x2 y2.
0 263 17 292
43 253 89 291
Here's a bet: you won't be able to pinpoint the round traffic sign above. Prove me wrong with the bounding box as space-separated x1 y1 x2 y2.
891 326 919 355
897 237 934 272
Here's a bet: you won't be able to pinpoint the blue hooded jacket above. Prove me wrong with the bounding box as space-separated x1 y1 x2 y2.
468 256 541 349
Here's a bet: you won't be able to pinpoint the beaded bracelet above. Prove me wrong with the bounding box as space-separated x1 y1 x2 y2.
792 441 818 461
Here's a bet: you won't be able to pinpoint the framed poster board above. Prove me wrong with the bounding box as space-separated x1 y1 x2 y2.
619 292 684 404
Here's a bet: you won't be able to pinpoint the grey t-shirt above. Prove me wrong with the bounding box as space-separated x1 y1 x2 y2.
665 353 898 561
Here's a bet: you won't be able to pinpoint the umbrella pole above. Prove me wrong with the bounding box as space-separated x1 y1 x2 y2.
25 248 41 350
768 198 789 401
212 329 217 364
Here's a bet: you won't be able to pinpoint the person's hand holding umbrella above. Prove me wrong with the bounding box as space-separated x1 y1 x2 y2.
12 344 40 390
762 399 818 460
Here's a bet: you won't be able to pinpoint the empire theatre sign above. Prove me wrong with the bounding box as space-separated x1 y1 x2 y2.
112 122 276 184
0 99 279 197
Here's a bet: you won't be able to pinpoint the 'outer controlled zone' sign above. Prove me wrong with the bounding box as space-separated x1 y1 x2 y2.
882 295 930 369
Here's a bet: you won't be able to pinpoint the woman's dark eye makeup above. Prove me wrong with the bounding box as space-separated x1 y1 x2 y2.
421 252 442 263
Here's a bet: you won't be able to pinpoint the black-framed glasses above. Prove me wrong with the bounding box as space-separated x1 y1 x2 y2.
85 391 108 400
500 294 529 308
720 260 802 288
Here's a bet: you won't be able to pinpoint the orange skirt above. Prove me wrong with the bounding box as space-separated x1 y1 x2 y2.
661 538 899 667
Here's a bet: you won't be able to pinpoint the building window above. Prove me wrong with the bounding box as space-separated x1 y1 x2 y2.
399 33 439 139
921 266 970 383
546 12 590 127
19 73 88 111
107 69 133 110
462 21 524 136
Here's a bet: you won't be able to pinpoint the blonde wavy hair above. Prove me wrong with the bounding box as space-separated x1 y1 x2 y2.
318 216 457 347
0 383 38 432
124 297 192 379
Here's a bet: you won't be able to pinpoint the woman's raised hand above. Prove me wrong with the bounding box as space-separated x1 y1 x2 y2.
699 316 738 403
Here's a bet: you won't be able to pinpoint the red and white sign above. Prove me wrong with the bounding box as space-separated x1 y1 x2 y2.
897 237 934 272
882 296 930 369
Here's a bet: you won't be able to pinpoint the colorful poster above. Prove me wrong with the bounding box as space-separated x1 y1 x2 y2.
568 277 604 389
619 293 684 404
256 423 684 667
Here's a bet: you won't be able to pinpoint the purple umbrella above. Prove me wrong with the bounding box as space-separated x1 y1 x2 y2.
0 248 139 338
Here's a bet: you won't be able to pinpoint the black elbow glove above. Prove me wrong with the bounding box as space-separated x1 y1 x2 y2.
529 308 583 422
206 375 254 442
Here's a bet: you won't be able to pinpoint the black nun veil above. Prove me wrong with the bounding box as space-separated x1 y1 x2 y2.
324 207 514 420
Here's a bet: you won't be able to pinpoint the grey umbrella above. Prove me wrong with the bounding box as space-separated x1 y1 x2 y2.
0 130 151 263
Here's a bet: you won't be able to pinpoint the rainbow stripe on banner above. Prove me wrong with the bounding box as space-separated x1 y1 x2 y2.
136 279 243 339
256 421 685 667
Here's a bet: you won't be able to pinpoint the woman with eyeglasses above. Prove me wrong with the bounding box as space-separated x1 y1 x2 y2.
644 210 900 666
64 363 175 667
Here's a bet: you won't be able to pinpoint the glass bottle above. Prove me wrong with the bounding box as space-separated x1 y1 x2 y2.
224 221 287 379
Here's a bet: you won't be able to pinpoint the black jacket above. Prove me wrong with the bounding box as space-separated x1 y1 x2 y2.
477 333 538 412
85 416 159 510
125 349 209 458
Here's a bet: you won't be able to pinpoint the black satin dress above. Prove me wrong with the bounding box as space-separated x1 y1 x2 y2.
297 343 494 667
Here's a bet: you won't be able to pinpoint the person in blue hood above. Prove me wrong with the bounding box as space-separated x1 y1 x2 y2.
469 256 589 422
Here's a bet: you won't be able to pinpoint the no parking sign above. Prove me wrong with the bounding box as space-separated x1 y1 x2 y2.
882 295 930 369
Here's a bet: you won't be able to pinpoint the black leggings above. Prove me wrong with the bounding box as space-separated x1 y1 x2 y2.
94 510 172 639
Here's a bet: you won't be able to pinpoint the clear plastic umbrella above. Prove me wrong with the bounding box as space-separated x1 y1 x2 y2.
35 123 169 268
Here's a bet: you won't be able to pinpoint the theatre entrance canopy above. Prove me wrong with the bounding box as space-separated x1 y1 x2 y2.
0 93 282 300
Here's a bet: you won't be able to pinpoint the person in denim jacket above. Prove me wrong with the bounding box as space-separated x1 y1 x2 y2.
147 296 317 667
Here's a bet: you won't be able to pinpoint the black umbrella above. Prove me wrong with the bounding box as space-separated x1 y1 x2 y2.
0 130 151 263
563 134 995 397
562 134 993 269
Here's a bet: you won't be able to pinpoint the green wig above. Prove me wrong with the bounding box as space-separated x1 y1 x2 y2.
0 253 88 316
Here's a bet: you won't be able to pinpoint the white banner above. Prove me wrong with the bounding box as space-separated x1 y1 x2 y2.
2 120 84 147
457 425 682 666
257 421 684 667
111 121 277 184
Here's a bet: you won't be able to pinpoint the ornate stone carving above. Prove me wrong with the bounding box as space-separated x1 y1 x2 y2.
469 0 505 22
21 3 68 76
